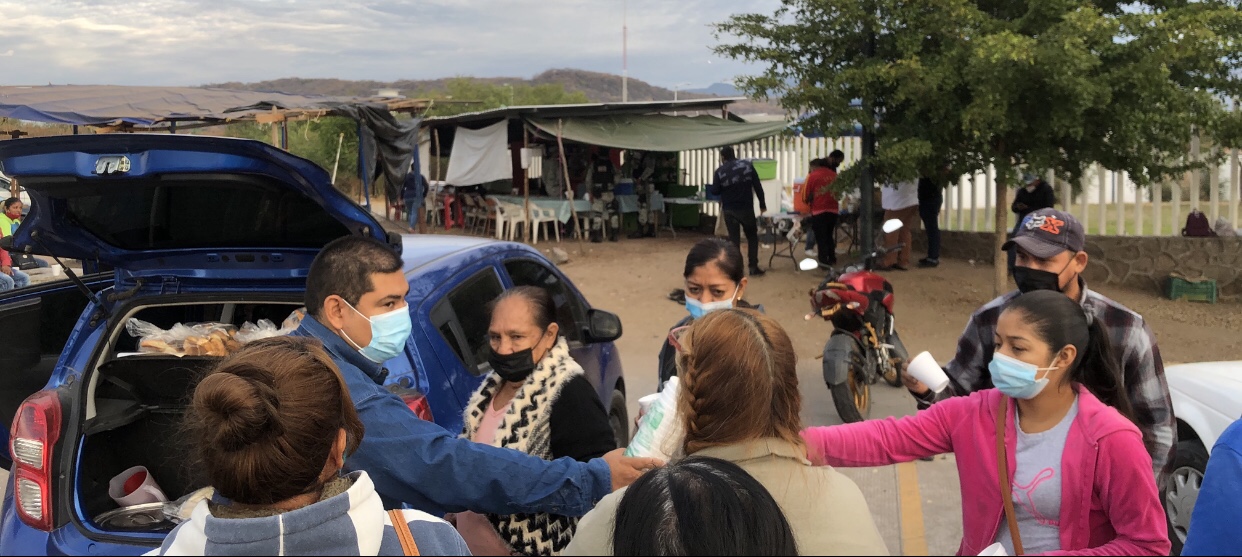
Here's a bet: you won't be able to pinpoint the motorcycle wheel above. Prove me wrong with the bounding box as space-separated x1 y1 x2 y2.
830 344 871 423
882 328 908 388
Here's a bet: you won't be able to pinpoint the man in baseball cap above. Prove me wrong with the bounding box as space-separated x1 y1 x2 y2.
904 207 1175 487
1003 208 1087 294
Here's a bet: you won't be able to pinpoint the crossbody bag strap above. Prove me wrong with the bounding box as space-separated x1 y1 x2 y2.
388 509 421 556
996 394 1024 556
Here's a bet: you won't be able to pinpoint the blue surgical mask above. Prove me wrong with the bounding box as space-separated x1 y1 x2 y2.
340 301 412 363
988 352 1056 399
685 286 739 319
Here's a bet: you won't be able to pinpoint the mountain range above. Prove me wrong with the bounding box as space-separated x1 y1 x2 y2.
205 69 779 115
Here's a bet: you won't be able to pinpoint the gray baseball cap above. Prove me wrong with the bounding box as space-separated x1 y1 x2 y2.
1002 208 1085 258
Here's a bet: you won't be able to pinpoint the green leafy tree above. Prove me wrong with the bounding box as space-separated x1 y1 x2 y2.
716 0 1242 294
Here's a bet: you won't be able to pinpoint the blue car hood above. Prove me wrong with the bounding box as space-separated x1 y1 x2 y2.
0 135 395 278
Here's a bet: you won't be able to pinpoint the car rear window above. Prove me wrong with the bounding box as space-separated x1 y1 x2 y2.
56 175 351 250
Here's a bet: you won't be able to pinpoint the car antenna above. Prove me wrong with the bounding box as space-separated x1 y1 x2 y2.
19 231 109 318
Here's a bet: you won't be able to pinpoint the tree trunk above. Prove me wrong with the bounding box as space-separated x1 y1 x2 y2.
993 171 1010 297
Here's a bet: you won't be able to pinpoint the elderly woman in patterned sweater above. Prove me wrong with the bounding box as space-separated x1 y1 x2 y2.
451 286 617 556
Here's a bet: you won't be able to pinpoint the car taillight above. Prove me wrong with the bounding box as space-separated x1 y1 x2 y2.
10 390 62 532
402 393 434 422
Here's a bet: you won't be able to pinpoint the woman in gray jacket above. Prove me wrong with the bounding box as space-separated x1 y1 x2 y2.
152 336 469 556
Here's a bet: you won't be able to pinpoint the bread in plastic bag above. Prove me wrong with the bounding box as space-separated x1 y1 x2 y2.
624 376 686 461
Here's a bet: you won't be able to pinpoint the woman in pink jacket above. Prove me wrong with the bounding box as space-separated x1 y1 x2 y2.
803 290 1169 556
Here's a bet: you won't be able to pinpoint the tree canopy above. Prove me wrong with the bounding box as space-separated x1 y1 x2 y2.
716 0 1242 293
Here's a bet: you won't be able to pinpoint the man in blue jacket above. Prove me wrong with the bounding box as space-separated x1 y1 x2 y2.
294 236 661 517
1182 418 1242 555
709 146 767 276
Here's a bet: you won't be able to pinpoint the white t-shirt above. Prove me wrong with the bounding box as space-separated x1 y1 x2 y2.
881 181 919 210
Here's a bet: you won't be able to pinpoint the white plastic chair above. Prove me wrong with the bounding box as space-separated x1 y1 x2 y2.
528 205 561 244
496 202 529 242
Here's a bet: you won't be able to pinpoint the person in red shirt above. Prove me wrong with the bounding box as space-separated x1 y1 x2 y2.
802 151 844 267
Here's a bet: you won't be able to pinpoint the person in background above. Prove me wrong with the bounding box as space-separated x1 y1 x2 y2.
153 336 471 556
709 146 767 277
0 241 30 291
402 170 428 234
610 456 798 556
880 179 920 271
1181 418 1242 555
804 151 844 268
807 291 1169 556
917 173 945 268
0 198 49 270
452 286 617 556
291 237 660 518
901 209 1175 487
1009 173 1057 275
657 238 758 390
567 308 889 556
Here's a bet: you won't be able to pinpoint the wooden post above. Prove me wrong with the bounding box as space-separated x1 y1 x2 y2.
557 120 588 255
523 126 532 243
993 167 1009 297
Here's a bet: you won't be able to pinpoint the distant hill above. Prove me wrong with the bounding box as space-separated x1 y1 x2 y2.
687 83 743 97
204 69 782 115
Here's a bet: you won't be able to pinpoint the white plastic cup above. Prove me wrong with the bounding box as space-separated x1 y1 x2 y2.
907 351 950 393
637 393 660 421
108 466 168 507
978 542 1009 556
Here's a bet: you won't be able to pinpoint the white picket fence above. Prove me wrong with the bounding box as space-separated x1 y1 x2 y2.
678 137 1242 236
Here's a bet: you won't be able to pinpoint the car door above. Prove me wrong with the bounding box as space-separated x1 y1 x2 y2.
423 263 507 434
0 275 111 469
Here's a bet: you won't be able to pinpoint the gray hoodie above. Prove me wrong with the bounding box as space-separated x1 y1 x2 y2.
149 472 470 556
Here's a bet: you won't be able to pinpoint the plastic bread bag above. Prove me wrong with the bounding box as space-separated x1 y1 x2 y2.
126 318 182 355
279 307 306 334
624 376 686 462
235 319 281 343
175 323 240 357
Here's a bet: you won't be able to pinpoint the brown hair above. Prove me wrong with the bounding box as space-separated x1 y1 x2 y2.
184 336 365 505
675 308 803 454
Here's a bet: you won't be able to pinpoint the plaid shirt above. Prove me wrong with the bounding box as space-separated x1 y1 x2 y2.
916 280 1175 484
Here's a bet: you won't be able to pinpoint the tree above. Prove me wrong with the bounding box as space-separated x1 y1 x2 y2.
716 0 1242 295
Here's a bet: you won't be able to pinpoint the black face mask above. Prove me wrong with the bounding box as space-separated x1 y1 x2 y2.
1013 259 1075 294
488 347 538 383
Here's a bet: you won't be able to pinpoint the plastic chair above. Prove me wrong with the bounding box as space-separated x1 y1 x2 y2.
481 197 501 238
497 202 529 242
459 194 480 232
426 193 444 228
528 205 561 244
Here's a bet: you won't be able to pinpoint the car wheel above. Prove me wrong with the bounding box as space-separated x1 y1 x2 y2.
609 390 629 449
1165 439 1209 555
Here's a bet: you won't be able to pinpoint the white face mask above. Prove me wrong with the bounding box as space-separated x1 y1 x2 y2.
685 286 739 319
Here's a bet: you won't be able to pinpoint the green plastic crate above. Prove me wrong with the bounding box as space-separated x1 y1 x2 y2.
1167 275 1217 304
750 158 777 181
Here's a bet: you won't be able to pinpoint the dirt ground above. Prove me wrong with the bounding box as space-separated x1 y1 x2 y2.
542 232 1242 411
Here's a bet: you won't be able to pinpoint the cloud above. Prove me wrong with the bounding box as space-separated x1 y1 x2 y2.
0 0 780 88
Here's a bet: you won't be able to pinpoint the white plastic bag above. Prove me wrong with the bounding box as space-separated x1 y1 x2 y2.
624 376 686 461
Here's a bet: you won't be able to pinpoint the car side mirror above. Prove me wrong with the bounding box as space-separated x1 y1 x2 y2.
584 309 623 343
882 218 903 234
387 230 405 256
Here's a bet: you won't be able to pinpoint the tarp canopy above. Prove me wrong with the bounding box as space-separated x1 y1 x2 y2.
0 85 351 127
444 120 511 186
526 114 788 152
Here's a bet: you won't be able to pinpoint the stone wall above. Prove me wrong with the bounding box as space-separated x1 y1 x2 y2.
913 231 1242 302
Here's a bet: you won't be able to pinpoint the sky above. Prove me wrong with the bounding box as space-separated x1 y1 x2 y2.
0 0 781 90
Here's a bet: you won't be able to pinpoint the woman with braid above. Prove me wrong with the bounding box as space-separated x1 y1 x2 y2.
565 309 888 556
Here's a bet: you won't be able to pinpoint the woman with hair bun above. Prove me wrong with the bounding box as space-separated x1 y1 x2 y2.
152 336 470 556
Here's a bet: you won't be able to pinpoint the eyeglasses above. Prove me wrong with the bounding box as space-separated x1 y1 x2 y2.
668 325 691 353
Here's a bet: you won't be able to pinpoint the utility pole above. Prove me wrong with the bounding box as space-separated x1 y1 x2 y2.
622 0 629 102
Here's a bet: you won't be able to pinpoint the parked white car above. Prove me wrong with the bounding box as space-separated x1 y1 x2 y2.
1164 361 1242 554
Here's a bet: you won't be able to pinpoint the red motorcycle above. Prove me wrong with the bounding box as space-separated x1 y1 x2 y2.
800 219 909 423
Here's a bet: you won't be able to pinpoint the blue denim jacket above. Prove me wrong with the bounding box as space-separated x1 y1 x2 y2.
293 315 612 517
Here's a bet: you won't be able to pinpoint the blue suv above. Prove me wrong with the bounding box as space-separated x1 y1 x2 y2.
0 135 627 555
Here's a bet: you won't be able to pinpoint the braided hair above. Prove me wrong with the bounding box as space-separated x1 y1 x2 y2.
674 308 803 455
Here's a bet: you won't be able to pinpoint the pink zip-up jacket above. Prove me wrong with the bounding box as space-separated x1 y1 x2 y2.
803 387 1169 556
